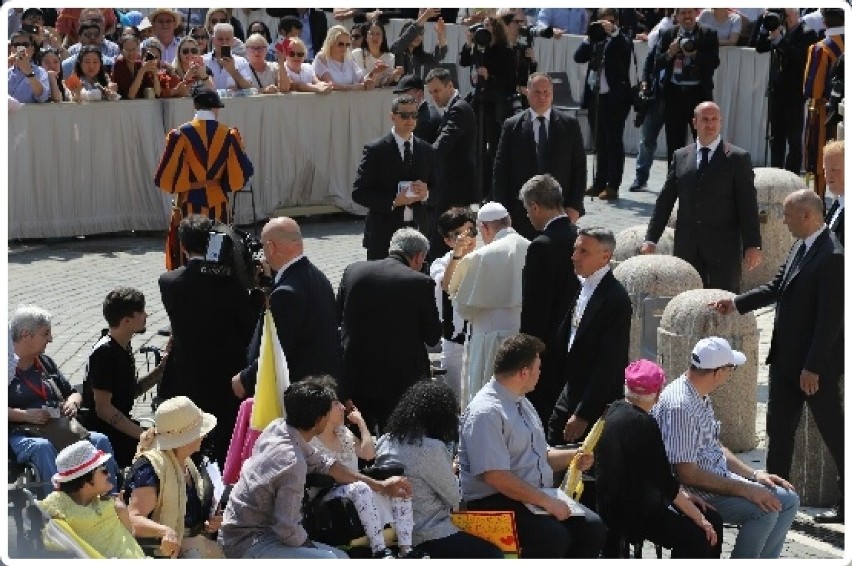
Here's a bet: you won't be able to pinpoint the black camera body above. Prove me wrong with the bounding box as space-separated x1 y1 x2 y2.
680 37 696 53
518 25 554 45
762 9 785 33
469 23 492 50
199 225 267 289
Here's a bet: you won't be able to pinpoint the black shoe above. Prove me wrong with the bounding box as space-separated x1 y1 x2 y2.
585 185 604 197
372 548 396 559
628 182 647 192
398 548 430 559
814 505 844 524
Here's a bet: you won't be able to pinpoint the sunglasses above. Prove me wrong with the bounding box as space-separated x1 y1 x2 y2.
12 42 32 48
394 111 418 119
337 41 351 48
288 50 306 57
191 35 208 41
181 47 200 55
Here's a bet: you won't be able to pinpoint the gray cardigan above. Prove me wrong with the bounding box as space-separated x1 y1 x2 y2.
375 435 461 546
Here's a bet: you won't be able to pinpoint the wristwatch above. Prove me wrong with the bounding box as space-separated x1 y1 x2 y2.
25 72 35 78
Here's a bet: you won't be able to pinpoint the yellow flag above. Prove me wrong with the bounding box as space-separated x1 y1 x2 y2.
249 309 289 430
562 416 606 501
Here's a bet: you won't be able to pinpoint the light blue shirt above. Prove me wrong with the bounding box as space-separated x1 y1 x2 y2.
8 65 49 103
536 8 589 35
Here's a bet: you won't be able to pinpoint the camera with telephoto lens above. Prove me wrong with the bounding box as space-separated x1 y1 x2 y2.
519 25 554 44
762 9 785 33
587 21 608 44
469 23 492 50
200 224 269 289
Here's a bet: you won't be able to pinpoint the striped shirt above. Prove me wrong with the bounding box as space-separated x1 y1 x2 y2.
650 374 730 499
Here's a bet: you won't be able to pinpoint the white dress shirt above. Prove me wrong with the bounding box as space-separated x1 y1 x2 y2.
568 265 610 351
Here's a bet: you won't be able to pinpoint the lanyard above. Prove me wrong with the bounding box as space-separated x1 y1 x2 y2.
16 358 48 401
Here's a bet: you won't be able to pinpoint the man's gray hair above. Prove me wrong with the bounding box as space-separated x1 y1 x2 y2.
9 305 51 342
577 227 616 254
519 174 563 210
213 22 235 37
389 227 429 257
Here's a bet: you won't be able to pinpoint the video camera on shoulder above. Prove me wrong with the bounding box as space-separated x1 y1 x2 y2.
200 224 268 289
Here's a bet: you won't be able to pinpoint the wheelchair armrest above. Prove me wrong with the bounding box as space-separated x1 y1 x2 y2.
361 464 404 481
305 472 336 490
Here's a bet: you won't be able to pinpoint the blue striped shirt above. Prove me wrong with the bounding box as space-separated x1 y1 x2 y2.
651 375 730 498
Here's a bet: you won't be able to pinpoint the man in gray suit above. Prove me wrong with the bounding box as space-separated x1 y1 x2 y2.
641 102 762 292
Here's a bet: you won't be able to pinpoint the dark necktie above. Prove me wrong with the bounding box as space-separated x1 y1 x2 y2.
784 242 807 286
698 146 710 176
826 200 841 228
403 140 413 172
537 116 549 173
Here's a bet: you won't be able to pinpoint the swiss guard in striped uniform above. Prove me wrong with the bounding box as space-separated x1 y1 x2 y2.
154 86 254 269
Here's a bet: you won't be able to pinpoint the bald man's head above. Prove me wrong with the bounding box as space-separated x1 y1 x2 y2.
261 217 303 270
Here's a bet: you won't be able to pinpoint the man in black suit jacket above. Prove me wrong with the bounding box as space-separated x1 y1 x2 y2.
712 189 844 523
642 102 762 293
232 217 341 400
352 94 437 260
655 8 720 165
518 174 580 424
493 72 586 241
824 140 844 245
337 228 441 432
574 8 633 200
424 67 478 259
158 215 257 466
548 228 631 445
392 75 442 144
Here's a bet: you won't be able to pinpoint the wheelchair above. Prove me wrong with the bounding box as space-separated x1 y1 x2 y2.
302 464 405 558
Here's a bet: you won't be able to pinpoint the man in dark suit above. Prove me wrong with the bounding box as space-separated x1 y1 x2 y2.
352 94 437 260
493 72 586 241
823 140 844 245
337 228 441 432
655 8 720 166
548 228 631 446
424 66 478 259
393 75 442 144
641 101 763 293
158 214 257 466
232 217 341 399
711 189 844 524
574 8 633 200
518 174 580 424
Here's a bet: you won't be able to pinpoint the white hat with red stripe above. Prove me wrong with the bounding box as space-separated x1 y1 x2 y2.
52 440 112 485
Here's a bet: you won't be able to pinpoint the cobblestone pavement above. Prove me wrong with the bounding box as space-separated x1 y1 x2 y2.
6 156 846 559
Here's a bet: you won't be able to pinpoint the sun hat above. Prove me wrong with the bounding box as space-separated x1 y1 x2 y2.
152 396 217 451
477 201 509 222
148 8 182 28
624 359 666 394
691 336 746 370
52 440 112 485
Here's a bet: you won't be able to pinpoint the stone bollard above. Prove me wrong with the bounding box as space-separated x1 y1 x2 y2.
612 225 675 268
656 289 759 452
740 168 802 292
613 255 702 363
789 377 844 506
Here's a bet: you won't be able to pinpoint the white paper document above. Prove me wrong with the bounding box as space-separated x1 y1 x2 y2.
524 487 587 517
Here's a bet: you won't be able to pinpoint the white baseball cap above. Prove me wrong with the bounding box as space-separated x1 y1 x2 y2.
477 201 509 222
691 337 746 369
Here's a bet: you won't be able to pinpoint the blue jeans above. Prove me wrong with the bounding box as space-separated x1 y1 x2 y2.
632 96 665 186
705 484 800 558
9 431 119 496
242 532 349 558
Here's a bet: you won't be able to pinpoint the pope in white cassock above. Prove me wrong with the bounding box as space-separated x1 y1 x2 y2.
448 202 530 407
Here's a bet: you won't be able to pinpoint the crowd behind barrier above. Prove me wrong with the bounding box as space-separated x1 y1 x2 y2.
9 17 774 240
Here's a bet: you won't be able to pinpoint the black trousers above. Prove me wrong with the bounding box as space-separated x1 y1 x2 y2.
587 92 631 191
416 531 505 558
678 245 742 294
663 84 710 166
768 95 806 174
765 369 844 494
603 504 723 558
466 492 606 558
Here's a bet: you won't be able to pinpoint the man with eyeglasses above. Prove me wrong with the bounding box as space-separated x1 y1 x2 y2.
652 337 800 558
352 94 437 260
149 8 182 64
61 19 117 78
8 30 49 103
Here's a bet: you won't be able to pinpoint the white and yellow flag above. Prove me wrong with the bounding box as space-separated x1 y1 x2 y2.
249 309 290 431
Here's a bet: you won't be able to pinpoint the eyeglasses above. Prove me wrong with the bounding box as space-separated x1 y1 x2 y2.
336 41 351 48
191 35 208 41
246 45 266 51
12 42 32 48
350 34 362 40
394 111 418 119
288 50 306 57
80 31 101 39
181 47 200 55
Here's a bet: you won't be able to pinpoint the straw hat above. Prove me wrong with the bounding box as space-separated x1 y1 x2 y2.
52 440 112 485
152 396 216 451
148 8 182 28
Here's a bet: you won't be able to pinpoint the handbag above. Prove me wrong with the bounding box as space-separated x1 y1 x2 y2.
13 416 90 452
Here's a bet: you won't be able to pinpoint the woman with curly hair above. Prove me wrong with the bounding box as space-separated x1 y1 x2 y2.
375 381 504 558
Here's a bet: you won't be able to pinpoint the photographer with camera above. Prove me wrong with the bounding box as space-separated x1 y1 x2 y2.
8 30 49 103
459 15 516 198
750 9 818 173
498 8 550 104
390 9 448 78
575 9 632 201
655 8 720 167
158 215 257 468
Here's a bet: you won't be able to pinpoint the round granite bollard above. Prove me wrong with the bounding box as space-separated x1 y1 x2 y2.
656 289 759 452
613 225 675 267
613 255 702 362
789 376 844 506
740 168 802 291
